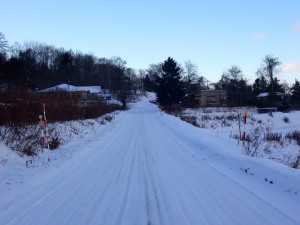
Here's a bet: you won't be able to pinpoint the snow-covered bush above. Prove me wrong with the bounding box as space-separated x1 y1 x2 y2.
244 123 270 157
244 124 300 167
0 124 62 156
0 124 40 156
283 116 290 123
172 106 300 168
285 130 300 146
179 115 199 127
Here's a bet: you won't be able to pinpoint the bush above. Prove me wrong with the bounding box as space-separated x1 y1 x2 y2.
49 136 60 150
0 91 125 124
0 90 125 156
179 115 199 127
160 105 182 116
103 115 114 122
266 132 283 142
0 124 40 156
285 130 300 146
244 125 266 157
283 116 290 123
201 114 211 121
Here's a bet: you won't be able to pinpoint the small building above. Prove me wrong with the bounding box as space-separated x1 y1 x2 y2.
40 83 101 93
256 92 291 111
39 83 102 100
195 90 227 107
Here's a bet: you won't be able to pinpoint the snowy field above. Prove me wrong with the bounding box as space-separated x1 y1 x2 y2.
0 93 300 225
180 106 300 167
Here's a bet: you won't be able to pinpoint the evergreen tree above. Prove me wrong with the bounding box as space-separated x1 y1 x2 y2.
253 76 267 95
143 75 154 92
291 80 300 105
156 57 184 105
273 77 284 93
252 78 260 95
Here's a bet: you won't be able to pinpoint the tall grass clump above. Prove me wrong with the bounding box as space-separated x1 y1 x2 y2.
285 130 300 146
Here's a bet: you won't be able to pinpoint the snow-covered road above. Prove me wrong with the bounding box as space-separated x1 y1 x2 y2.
1 95 299 225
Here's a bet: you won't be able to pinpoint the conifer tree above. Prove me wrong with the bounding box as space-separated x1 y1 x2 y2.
291 80 300 105
156 57 185 105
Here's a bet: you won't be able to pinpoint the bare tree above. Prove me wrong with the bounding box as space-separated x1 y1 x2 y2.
144 63 164 91
215 65 248 106
183 60 198 95
8 41 23 58
111 56 126 70
146 63 163 78
228 65 243 80
136 69 146 93
257 55 281 94
0 32 8 57
197 76 208 90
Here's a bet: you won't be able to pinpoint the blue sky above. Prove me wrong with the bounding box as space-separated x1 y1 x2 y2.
1 0 299 84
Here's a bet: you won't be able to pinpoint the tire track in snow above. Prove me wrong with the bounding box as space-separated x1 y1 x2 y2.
152 110 298 225
150 115 205 225
1 99 299 225
2 113 132 225
143 137 164 225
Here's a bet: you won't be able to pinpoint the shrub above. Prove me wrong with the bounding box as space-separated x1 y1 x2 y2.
0 124 40 156
230 133 240 140
160 105 182 116
285 130 300 146
266 132 283 142
103 115 114 122
283 116 290 123
0 91 125 124
0 90 125 156
244 125 266 157
179 115 199 127
226 114 238 121
49 136 60 150
201 114 211 121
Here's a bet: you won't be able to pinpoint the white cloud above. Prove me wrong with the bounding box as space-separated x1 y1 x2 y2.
282 62 300 72
294 21 300 33
278 62 300 84
252 33 269 40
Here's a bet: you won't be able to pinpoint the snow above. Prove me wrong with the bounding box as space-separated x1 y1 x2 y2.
181 106 300 166
0 93 300 225
40 83 101 93
106 99 123 106
256 92 285 98
257 92 269 98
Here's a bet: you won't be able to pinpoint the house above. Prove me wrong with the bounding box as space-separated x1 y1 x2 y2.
195 90 227 107
40 83 101 93
256 92 291 111
39 83 102 100
256 92 288 102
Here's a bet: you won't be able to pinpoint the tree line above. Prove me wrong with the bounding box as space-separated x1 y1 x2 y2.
0 32 142 91
0 32 299 107
144 57 300 108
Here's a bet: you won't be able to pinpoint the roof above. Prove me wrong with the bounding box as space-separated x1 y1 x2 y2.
40 83 101 93
257 92 285 98
257 92 269 98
